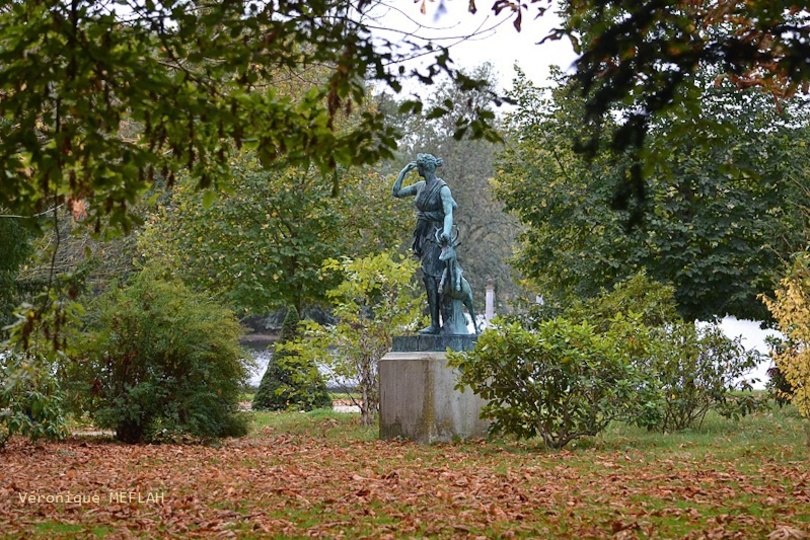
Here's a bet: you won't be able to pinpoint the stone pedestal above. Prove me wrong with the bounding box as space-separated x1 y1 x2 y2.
379 335 489 443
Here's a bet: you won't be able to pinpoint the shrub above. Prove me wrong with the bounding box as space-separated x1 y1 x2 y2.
767 364 795 408
252 306 331 412
564 273 760 431
72 267 250 443
762 252 810 417
1 286 81 450
760 335 794 407
642 322 760 431
0 349 68 450
449 318 649 449
455 273 762 441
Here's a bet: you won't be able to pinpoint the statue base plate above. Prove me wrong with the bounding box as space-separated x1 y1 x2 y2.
391 334 477 353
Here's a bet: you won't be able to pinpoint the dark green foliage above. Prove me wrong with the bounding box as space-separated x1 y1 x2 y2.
0 350 68 450
640 323 761 432
71 267 250 443
0 215 31 333
449 317 649 449
498 69 810 321
452 273 763 446
477 1 810 219
764 336 797 408
139 157 410 316
0 2 502 233
252 306 331 412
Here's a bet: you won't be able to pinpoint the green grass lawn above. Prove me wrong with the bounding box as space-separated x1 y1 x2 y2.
1 405 807 539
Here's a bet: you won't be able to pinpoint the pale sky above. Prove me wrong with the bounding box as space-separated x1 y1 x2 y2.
369 1 578 95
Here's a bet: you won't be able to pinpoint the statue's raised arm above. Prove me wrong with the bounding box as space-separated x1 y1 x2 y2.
392 161 419 198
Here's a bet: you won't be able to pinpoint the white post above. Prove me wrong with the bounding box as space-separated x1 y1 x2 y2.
485 279 495 321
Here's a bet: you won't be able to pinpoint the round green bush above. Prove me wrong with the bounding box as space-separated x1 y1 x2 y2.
449 318 647 449
72 267 250 443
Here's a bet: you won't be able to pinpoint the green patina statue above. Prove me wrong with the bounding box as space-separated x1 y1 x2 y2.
392 153 477 335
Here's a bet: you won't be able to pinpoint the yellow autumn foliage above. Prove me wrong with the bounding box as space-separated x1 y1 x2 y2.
762 253 810 417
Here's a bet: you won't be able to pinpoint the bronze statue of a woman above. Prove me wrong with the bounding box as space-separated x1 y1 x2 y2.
392 153 457 334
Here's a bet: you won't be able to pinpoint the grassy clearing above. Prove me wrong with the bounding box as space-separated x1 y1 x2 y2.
1 405 807 539
251 408 378 441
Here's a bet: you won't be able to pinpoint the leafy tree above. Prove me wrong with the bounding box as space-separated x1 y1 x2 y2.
495 69 636 306
0 1 504 232
467 0 810 214
288 253 422 426
7 0 804 233
252 306 331 412
70 266 250 443
138 154 410 315
497 69 810 321
762 252 810 418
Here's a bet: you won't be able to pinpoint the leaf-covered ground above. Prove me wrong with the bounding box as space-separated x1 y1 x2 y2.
1 412 808 539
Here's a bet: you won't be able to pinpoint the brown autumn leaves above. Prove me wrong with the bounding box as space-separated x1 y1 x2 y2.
1 421 808 539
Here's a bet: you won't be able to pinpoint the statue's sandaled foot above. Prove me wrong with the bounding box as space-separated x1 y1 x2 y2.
419 325 441 335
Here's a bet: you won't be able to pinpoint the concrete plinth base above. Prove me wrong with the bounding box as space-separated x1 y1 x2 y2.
379 351 489 443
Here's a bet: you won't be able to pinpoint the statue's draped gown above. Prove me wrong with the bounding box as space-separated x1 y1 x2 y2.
412 178 456 279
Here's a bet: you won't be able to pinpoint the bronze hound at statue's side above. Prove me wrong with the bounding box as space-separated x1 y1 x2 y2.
436 228 479 335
